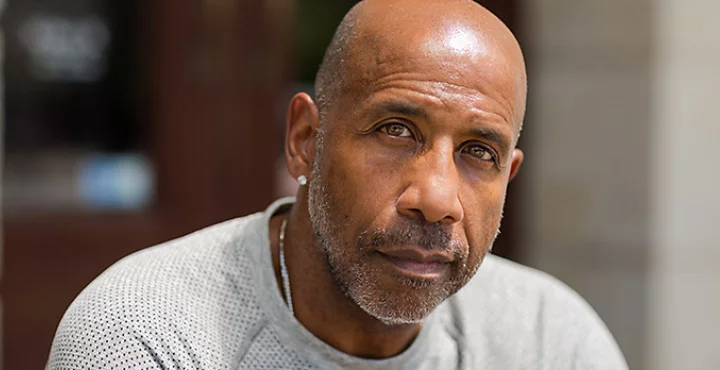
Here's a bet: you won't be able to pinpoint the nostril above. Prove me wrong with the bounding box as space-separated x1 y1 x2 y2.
398 207 425 220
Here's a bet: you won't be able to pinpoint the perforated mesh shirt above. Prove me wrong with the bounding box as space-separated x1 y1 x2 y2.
47 198 628 370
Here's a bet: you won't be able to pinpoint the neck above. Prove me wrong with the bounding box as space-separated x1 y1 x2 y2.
269 199 424 359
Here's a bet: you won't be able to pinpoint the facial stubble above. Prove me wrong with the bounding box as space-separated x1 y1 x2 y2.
307 131 503 326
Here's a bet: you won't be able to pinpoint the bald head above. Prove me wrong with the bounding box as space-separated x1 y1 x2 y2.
287 0 529 334
314 0 527 138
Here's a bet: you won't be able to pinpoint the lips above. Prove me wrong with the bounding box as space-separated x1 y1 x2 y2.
377 248 453 278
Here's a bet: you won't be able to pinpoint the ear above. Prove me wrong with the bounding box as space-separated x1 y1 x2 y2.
285 92 320 181
508 148 524 182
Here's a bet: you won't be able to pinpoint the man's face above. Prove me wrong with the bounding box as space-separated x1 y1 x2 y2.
306 22 522 325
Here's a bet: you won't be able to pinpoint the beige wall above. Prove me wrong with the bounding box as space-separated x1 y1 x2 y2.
521 1 652 369
523 0 720 369
649 0 720 369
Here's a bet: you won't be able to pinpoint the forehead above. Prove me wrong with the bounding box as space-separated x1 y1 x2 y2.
333 10 525 128
363 77 511 127
361 83 515 154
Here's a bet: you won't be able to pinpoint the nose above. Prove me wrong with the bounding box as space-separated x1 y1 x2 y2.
396 145 464 224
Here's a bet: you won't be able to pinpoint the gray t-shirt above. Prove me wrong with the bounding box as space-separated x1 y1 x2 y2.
47 198 628 369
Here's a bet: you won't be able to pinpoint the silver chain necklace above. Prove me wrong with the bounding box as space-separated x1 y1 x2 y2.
278 217 294 316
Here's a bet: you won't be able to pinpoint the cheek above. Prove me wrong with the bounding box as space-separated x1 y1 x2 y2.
320 141 397 235
326 138 403 208
461 184 507 252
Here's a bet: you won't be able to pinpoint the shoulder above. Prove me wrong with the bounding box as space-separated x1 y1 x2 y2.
452 254 595 338
465 254 586 310
448 254 628 369
83 211 264 307
47 212 267 369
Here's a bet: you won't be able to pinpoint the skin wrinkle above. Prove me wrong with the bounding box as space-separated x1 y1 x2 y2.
315 0 526 129
372 76 511 118
280 0 527 359
358 79 514 142
357 90 513 168
344 17 522 134
367 86 513 142
358 64 518 141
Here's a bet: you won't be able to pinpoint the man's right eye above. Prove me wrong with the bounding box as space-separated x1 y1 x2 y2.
381 123 413 138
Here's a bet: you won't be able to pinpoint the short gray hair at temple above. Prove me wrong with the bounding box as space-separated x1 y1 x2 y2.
313 4 360 124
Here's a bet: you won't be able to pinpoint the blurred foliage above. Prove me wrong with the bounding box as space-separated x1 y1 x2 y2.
293 0 358 83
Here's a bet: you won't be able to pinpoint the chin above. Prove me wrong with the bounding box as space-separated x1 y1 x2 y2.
349 274 455 326
357 293 440 326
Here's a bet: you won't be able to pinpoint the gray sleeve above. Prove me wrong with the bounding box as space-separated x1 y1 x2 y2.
447 256 629 369
44 248 204 370
568 307 629 370
45 293 167 370
45 217 262 370
540 280 629 370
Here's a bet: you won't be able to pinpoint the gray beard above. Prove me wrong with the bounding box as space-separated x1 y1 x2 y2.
306 132 500 325
309 171 439 325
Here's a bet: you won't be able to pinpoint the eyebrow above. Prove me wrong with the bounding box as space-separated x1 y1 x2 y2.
467 127 512 156
374 100 429 119
372 98 513 154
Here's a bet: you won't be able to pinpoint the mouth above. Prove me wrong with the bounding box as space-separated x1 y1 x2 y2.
377 248 452 279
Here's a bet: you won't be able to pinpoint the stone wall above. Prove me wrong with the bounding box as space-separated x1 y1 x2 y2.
522 1 720 369
521 1 652 369
648 1 720 369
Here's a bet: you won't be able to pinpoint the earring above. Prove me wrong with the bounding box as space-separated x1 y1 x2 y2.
297 175 308 186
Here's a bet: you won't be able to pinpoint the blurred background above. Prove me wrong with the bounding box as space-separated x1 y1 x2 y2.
1 0 718 369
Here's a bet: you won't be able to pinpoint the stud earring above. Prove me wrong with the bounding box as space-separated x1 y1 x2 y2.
297 175 308 186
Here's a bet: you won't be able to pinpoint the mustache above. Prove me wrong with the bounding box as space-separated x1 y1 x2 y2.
357 219 465 254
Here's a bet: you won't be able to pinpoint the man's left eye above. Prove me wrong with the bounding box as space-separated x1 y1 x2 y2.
462 144 495 162
381 123 413 138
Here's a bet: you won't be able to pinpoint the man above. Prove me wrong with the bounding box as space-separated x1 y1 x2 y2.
47 0 628 368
